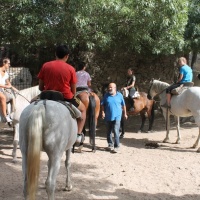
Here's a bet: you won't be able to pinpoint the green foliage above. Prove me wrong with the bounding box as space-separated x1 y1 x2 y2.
184 0 200 53
62 0 189 55
0 0 192 67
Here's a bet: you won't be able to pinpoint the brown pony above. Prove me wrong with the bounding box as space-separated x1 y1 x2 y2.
75 90 100 152
121 89 155 134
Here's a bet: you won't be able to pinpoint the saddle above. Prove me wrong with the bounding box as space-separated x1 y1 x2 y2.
122 88 140 99
39 90 81 119
76 87 90 96
76 87 89 92
171 82 194 95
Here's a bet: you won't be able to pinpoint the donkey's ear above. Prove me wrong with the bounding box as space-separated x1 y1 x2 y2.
158 78 160 81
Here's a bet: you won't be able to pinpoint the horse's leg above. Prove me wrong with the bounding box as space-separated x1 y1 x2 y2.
163 109 171 143
175 116 181 144
77 126 85 153
120 115 125 138
138 112 146 133
147 101 155 132
45 154 62 200
12 124 19 163
192 127 200 150
64 149 73 191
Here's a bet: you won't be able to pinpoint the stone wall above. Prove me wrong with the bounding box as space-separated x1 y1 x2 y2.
87 53 177 96
9 54 198 95
190 54 200 86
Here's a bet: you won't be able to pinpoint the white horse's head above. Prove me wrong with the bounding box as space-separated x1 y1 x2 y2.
147 79 157 100
147 78 169 100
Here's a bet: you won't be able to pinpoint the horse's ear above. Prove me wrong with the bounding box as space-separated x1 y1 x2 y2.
150 78 154 83
158 78 160 81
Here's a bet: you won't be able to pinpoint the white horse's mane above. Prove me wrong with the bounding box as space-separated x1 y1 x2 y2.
153 79 170 92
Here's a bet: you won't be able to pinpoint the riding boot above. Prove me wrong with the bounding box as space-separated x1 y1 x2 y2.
129 96 134 111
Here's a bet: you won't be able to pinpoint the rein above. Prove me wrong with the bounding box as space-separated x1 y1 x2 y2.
16 92 31 103
4 88 31 103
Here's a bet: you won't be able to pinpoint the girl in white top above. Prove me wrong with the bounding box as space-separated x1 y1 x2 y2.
0 58 18 122
76 61 92 91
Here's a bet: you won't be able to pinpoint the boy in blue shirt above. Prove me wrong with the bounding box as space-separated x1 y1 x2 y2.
162 57 193 108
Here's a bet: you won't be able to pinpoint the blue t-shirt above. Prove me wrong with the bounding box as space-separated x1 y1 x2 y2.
101 91 125 121
179 65 193 83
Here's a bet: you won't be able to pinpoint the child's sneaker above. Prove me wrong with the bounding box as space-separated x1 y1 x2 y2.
5 115 12 123
76 133 85 143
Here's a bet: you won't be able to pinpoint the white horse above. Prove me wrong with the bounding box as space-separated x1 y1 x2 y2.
19 100 77 200
148 79 200 152
0 86 40 162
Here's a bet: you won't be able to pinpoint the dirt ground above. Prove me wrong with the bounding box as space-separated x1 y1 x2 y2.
1 112 200 200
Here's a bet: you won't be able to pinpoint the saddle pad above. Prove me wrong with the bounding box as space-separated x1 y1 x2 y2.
38 90 81 119
171 85 183 95
76 90 89 97
133 91 140 98
40 90 64 101
60 101 81 119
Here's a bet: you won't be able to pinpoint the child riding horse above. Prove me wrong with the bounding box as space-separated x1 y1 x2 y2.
121 88 155 133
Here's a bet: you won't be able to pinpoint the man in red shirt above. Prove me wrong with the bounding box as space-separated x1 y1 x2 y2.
37 44 86 143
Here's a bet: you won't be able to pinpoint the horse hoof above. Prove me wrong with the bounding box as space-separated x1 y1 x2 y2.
77 145 83 153
92 149 96 153
92 147 96 153
137 130 142 133
163 139 169 143
64 185 72 191
12 158 17 163
120 134 124 138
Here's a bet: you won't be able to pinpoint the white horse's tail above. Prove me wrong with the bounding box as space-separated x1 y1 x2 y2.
27 104 44 200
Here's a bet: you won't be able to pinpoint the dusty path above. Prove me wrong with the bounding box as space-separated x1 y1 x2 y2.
1 113 200 200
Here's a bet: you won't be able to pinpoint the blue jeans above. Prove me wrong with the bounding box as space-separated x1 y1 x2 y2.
106 120 121 148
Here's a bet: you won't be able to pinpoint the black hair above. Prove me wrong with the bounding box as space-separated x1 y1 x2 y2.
77 61 86 71
128 68 134 72
0 57 10 66
55 44 70 59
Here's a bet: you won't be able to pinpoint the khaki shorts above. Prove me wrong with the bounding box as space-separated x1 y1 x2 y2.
64 96 80 108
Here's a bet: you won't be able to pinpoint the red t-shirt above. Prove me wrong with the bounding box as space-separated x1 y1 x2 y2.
37 60 77 99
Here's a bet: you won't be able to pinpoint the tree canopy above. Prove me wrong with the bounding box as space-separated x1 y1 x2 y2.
0 0 199 68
